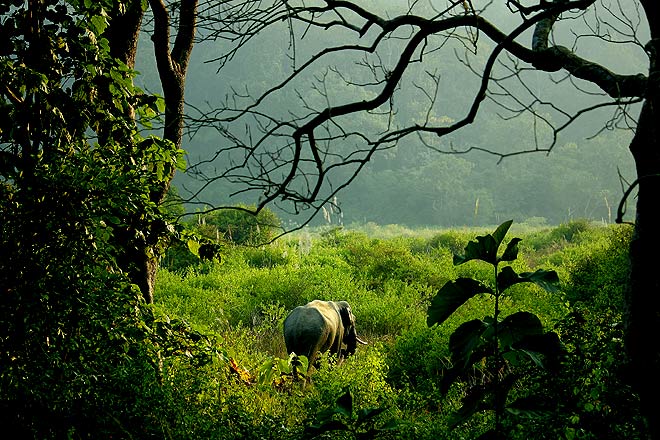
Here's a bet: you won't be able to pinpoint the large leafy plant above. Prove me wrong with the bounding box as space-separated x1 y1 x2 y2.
427 220 562 438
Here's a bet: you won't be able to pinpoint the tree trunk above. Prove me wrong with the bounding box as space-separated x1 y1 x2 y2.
141 0 197 303
103 1 155 302
625 36 660 440
107 0 144 69
104 0 196 304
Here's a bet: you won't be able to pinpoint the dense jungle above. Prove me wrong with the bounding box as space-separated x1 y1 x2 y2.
2 1 658 439
148 218 645 439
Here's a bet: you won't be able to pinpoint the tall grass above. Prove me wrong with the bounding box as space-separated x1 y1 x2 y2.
152 220 644 439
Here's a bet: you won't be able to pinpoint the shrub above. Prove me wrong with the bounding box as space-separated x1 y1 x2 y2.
385 325 451 396
354 280 428 337
507 305 646 440
427 231 469 256
313 344 396 409
156 255 362 335
426 220 562 437
200 205 282 245
523 219 593 252
340 235 449 291
239 243 298 268
0 135 194 437
563 224 632 308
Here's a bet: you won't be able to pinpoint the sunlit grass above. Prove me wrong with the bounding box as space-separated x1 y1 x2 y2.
152 220 640 439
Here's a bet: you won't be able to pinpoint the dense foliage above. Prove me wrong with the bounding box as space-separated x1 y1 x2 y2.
0 1 192 436
426 221 563 437
148 221 646 439
0 2 650 439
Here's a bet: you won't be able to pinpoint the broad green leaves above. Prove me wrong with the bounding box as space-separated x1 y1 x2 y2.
498 266 559 294
427 220 563 435
427 278 493 326
429 220 559 328
453 219 515 265
306 387 399 438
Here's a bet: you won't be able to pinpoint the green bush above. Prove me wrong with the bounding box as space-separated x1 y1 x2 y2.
523 219 593 252
563 224 632 307
240 245 296 268
200 205 282 245
385 325 451 394
426 221 562 437
313 344 396 409
156 254 362 333
339 234 450 291
0 135 191 437
427 230 470 256
504 305 645 440
354 280 428 337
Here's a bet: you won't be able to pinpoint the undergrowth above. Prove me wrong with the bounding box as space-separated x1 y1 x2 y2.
152 220 643 439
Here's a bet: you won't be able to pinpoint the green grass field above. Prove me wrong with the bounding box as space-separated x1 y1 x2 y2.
151 220 645 439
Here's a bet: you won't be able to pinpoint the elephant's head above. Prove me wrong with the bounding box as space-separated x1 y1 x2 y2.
336 301 367 357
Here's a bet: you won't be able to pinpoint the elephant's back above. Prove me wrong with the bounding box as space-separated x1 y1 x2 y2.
284 306 326 337
283 305 328 357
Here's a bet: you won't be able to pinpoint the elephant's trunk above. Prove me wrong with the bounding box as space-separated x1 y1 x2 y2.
344 328 368 357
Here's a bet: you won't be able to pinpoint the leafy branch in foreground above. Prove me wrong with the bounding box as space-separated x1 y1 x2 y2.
427 220 562 439
305 387 399 440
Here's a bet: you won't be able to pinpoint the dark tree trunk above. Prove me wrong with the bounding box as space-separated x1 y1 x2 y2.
107 0 144 69
103 1 196 304
139 0 197 303
625 34 660 440
103 1 155 302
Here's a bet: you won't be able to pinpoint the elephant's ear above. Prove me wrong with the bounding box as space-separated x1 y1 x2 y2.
338 304 352 330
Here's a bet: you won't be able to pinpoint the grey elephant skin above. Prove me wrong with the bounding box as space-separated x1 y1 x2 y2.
283 300 367 368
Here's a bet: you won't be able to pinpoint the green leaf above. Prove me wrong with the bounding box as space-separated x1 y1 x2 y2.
499 237 522 262
175 151 187 171
449 384 489 429
89 15 109 36
513 332 564 369
518 349 545 368
290 354 308 374
520 269 560 293
257 359 275 385
453 234 498 265
155 94 165 113
498 311 544 349
335 389 353 418
497 266 521 293
356 407 387 423
491 219 514 247
454 220 513 265
427 278 493 326
449 319 489 369
186 239 200 257
497 266 559 293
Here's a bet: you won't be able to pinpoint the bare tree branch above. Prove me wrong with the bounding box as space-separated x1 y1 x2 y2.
186 0 648 227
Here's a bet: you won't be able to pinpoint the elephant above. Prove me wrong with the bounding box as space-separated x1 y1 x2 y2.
283 300 367 369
